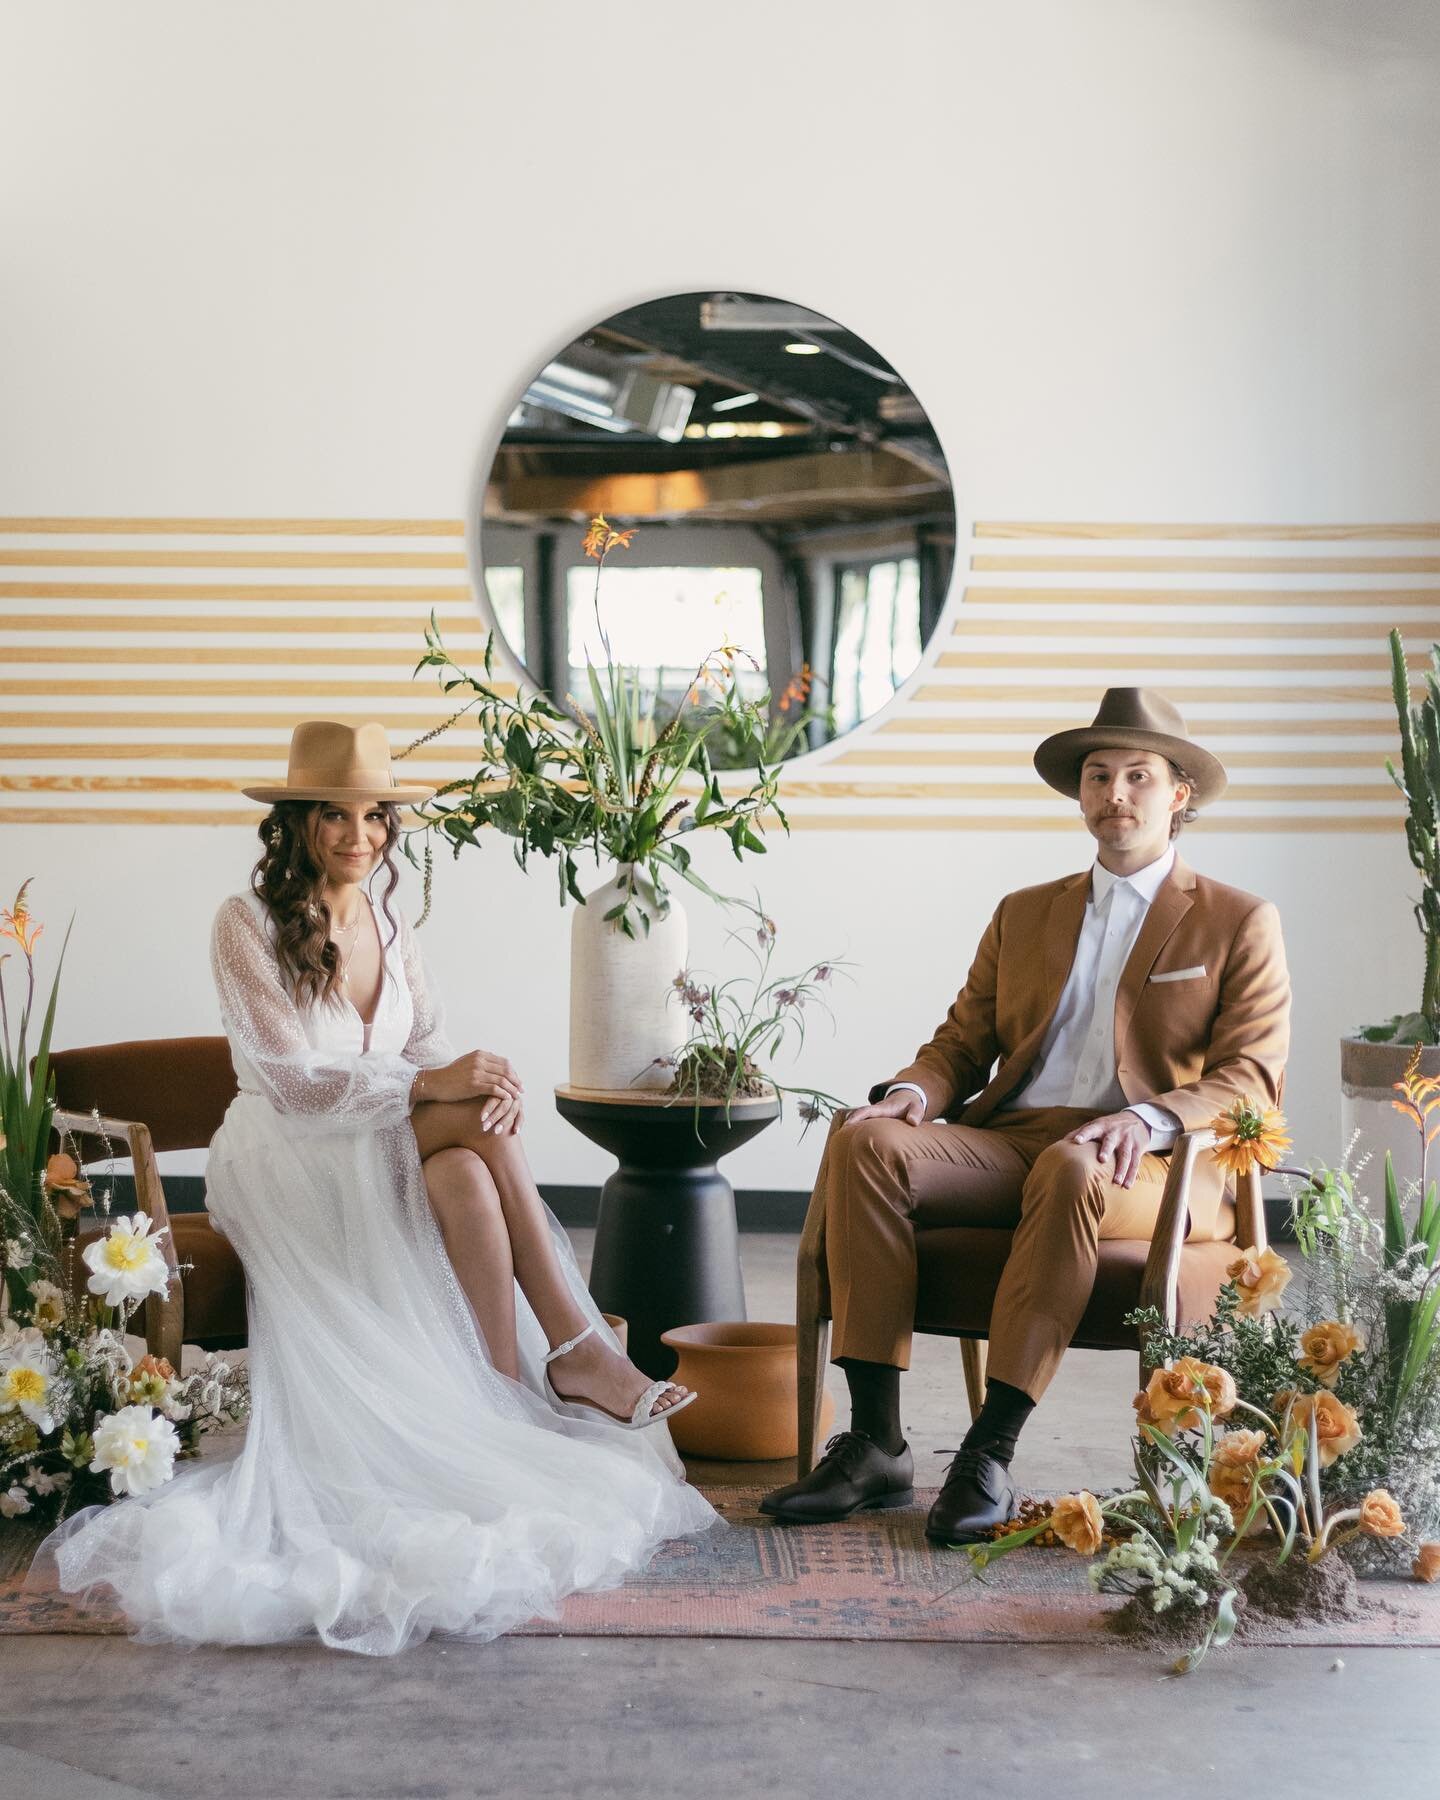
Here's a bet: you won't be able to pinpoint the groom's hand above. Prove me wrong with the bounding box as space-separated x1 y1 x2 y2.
1068 1110 1151 1188
840 1089 927 1130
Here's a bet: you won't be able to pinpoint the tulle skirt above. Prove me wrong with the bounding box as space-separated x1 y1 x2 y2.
35 1094 718 1655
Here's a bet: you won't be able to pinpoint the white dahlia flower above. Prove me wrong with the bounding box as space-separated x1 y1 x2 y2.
0 1342 56 1432
89 1404 180 1497
82 1213 171 1308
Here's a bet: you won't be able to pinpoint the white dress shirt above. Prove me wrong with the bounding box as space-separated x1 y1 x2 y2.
888 847 1183 1148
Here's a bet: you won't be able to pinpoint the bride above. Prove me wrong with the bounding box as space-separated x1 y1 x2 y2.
41 721 718 1654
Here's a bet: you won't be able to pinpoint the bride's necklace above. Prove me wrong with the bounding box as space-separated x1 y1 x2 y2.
328 903 366 988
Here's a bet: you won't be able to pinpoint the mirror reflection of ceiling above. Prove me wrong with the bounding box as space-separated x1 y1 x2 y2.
479 289 956 759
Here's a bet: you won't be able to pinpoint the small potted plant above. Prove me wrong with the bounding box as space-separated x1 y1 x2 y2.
1341 629 1440 1189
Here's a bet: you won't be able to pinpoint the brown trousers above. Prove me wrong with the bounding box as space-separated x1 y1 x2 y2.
814 1106 1223 1401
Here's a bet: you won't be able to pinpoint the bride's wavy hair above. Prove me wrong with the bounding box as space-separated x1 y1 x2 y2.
251 800 403 1007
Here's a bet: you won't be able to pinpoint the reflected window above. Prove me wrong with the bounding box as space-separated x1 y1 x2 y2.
564 565 766 702
484 566 526 664
832 557 922 734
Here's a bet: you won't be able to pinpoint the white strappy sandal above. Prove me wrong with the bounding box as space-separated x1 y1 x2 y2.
542 1324 699 1431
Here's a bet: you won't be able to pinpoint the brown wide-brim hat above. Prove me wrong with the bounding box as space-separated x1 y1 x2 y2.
242 720 437 805
1033 687 1228 807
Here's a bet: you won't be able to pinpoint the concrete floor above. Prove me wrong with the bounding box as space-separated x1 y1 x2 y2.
3 1231 1439 1800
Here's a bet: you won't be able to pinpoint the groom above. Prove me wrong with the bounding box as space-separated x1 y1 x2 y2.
762 689 1290 1542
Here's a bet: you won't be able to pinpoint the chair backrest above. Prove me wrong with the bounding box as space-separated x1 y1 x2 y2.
49 1037 238 1151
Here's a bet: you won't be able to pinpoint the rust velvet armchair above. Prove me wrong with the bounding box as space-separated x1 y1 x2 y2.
794 1126 1266 1475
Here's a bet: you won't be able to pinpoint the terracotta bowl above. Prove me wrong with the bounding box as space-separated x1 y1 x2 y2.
600 1312 628 1351
658 1322 835 1461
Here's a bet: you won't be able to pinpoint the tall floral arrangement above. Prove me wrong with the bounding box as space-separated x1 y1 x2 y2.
402 517 791 933
0 1131 248 1529
966 1084 1440 1672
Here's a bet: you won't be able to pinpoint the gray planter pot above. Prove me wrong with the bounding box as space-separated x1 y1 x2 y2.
1339 1035 1440 1206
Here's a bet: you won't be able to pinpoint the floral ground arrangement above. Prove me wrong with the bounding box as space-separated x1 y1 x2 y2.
0 881 248 1530
967 1080 1440 1672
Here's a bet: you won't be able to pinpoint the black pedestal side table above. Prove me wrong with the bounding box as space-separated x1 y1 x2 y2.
554 1085 781 1379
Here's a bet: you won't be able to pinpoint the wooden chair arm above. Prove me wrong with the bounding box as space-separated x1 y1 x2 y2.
1138 1128 1215 1341
52 1106 185 1369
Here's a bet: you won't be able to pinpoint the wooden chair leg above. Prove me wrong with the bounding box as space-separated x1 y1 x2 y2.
960 1337 988 1421
795 1256 830 1476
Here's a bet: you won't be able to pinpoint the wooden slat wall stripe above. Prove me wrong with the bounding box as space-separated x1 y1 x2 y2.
0 710 480 731
2 646 477 666
2 774 1397 804
914 683 1414 706
0 583 474 602
2 516 1434 828
934 650 1426 673
0 679 514 698
878 715 1400 737
0 518 467 536
950 618 1436 641
972 554 1440 574
0 808 1403 833
962 587 1440 608
0 614 485 637
974 522 1440 541
834 747 1393 769
0 551 469 569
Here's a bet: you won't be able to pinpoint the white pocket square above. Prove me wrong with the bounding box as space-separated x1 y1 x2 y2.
1149 964 1206 984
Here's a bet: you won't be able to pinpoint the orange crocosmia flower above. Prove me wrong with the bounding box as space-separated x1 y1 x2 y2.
580 514 636 560
0 879 43 956
1210 1096 1291 1177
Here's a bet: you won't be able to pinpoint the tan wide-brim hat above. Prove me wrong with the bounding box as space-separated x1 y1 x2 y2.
242 720 437 805
1033 687 1228 807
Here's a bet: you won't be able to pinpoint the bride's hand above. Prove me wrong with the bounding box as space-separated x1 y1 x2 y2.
484 1089 526 1135
424 1051 524 1109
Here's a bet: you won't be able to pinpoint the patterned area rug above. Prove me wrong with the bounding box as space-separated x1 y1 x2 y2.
5 1488 1439 1644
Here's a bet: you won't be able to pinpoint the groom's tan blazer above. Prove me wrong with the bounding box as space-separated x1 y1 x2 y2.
874 854 1291 1224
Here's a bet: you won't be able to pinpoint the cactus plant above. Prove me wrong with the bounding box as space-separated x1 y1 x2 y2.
1368 628 1440 1043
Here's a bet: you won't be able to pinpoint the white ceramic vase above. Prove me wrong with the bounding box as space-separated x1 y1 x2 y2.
568 864 688 1092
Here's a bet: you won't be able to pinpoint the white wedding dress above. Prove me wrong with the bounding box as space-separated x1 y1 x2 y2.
40 888 717 1655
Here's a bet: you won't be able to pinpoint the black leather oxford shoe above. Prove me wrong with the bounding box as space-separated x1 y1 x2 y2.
925 1447 1018 1544
760 1431 914 1524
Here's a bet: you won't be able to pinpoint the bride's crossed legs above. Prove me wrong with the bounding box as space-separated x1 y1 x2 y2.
411 1099 691 1420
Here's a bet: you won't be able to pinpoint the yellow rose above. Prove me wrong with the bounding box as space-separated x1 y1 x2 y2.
1284 1391 1362 1467
1226 1245 1292 1318
1298 1321 1362 1389
1358 1490 1405 1539
1136 1357 1238 1434
1412 1543 1440 1583
1207 1428 1268 1508
1051 1492 1105 1556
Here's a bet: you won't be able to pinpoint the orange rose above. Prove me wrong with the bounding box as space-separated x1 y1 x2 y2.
43 1151 91 1222
1136 1357 1238 1434
1284 1391 1362 1467
1299 1321 1363 1388
1051 1492 1105 1556
1358 1490 1405 1539
133 1354 176 1383
1226 1245 1292 1318
1412 1543 1440 1583
1207 1428 1268 1508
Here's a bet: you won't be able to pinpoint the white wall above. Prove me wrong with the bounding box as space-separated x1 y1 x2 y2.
2 0 1437 1190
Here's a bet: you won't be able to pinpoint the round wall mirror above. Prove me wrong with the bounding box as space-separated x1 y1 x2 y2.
478 289 955 761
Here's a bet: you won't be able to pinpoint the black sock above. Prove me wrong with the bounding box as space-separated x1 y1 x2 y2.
960 1377 1035 1467
838 1358 905 1455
